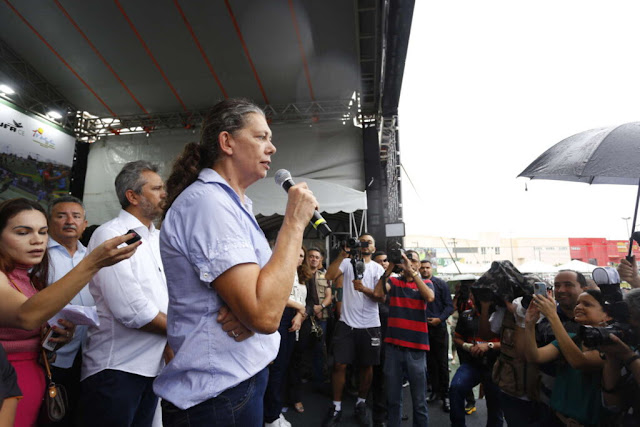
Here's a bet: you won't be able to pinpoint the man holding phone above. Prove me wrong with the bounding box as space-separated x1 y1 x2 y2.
374 250 435 427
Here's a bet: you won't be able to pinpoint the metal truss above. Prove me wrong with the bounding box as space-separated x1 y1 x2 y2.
381 115 401 222
76 99 365 142
0 38 78 132
356 0 382 117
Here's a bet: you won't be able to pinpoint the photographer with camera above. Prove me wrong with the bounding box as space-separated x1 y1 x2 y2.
600 287 640 425
373 250 434 427
322 234 385 427
524 287 615 426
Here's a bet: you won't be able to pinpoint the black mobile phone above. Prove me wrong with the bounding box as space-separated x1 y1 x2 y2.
125 229 141 245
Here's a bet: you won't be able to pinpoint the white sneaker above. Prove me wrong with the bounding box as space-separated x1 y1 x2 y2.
265 413 291 427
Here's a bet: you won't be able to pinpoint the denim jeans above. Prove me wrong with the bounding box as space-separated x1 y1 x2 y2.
263 308 296 423
384 345 429 427
79 369 158 427
161 368 269 427
449 363 503 427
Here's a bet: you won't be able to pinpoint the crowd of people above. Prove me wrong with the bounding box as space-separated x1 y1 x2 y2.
0 97 639 427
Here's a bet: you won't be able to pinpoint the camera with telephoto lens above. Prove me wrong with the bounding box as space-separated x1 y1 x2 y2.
578 267 637 348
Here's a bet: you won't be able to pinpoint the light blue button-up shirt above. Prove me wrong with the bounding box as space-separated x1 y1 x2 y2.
47 238 93 369
153 168 279 410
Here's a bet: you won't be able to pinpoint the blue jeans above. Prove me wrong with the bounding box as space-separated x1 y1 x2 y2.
384 345 428 427
263 308 297 423
449 363 503 427
161 368 269 427
79 369 158 427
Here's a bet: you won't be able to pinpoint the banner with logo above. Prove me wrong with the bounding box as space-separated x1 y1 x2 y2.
0 99 76 204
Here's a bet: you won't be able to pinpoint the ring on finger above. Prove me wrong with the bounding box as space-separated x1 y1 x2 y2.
231 330 239 338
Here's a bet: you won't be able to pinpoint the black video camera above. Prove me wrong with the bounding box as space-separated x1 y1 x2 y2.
387 242 406 274
339 237 369 280
578 322 637 348
342 237 369 251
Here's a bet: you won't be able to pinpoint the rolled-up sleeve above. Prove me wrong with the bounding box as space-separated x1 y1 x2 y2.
185 191 259 285
90 227 159 329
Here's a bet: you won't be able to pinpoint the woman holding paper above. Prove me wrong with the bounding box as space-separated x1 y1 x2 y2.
0 198 140 427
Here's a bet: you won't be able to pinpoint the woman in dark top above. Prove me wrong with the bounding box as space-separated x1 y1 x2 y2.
449 288 503 427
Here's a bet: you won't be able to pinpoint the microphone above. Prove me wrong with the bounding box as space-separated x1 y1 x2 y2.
274 169 332 238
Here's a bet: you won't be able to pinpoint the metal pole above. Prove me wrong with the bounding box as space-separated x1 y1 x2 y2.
627 179 640 259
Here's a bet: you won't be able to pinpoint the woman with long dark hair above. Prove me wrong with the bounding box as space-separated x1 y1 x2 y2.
0 198 139 426
154 98 317 426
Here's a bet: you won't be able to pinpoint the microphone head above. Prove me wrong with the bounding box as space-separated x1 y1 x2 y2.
274 169 292 187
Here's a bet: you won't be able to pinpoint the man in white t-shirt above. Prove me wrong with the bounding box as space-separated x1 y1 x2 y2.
323 234 385 427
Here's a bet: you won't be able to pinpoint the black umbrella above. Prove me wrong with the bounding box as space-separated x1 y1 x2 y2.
518 121 640 259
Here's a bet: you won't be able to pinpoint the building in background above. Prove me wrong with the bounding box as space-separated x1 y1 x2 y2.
569 238 640 266
406 233 640 272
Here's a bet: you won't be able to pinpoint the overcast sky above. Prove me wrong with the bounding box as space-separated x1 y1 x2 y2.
398 0 640 241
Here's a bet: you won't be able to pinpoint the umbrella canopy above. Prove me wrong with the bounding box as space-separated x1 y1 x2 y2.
519 121 640 258
519 122 640 185
556 259 598 273
517 260 559 274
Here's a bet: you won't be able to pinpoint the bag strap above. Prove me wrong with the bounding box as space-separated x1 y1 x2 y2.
41 348 53 383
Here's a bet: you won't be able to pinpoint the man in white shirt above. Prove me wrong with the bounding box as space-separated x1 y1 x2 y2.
79 161 169 427
323 234 385 427
47 195 90 426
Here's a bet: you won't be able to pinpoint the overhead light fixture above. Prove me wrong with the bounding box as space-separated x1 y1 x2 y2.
0 84 15 95
47 111 63 120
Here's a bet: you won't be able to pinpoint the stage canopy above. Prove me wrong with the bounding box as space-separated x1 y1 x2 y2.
0 0 414 232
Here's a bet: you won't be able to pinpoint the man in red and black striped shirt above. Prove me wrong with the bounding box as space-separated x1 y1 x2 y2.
374 250 434 427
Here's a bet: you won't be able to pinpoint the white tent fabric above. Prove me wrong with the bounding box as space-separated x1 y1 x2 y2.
247 177 366 215
438 263 491 275
556 260 598 273
82 121 365 224
517 260 559 274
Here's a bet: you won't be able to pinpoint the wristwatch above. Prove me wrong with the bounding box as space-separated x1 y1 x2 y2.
487 342 495 349
321 303 326 309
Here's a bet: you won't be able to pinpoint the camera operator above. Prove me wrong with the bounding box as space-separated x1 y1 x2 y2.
600 288 640 425
323 234 385 427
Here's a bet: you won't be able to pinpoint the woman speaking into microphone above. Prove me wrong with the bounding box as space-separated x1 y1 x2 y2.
154 98 318 426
